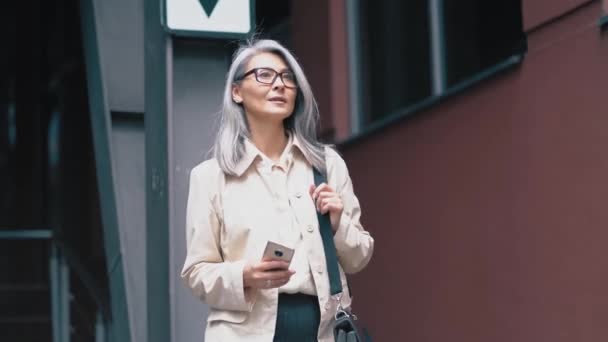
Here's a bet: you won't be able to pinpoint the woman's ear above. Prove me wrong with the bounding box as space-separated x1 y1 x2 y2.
232 85 243 104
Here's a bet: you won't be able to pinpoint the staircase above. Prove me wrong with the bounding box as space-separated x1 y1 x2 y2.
0 237 53 342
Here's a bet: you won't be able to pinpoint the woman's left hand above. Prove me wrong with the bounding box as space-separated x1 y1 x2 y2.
309 183 343 233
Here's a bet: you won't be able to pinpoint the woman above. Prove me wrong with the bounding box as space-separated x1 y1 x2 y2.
181 39 374 342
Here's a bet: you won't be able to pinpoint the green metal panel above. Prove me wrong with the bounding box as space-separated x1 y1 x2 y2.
0 229 52 239
79 0 132 340
50 244 70 342
145 0 171 341
96 311 107 342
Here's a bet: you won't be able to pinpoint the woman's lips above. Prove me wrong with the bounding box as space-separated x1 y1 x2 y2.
268 96 286 102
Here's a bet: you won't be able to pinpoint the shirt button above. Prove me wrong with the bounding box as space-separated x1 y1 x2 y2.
306 225 314 233
324 302 331 311
316 266 324 274
295 192 302 198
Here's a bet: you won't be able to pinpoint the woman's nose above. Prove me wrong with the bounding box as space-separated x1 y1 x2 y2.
272 76 286 89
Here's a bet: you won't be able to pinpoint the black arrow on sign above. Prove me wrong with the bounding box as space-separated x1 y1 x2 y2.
199 0 220 17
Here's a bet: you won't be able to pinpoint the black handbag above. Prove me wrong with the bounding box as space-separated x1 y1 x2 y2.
313 168 372 342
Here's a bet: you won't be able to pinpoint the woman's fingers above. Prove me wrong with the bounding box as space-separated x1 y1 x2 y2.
266 269 295 280
256 270 295 289
261 277 290 289
255 261 295 278
310 184 345 214
257 260 290 272
310 183 332 201
318 196 342 213
315 192 339 210
321 201 343 214
272 278 290 287
308 184 317 197
244 261 296 289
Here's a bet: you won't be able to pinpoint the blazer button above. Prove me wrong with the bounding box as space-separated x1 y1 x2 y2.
295 192 302 198
306 225 314 233
324 302 331 311
316 266 324 274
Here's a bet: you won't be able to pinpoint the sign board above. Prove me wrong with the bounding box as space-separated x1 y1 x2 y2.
163 0 255 38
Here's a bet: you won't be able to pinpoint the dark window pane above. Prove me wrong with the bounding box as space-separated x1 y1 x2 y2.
360 0 432 122
444 0 526 86
358 0 526 126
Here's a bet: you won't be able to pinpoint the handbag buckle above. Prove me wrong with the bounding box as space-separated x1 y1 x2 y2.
333 293 358 321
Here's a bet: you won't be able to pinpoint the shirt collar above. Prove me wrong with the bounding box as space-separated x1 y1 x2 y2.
233 131 310 177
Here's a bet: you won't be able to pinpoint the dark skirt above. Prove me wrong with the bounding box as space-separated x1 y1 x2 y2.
273 293 321 342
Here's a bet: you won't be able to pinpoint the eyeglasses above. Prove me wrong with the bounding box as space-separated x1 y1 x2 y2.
238 67 298 89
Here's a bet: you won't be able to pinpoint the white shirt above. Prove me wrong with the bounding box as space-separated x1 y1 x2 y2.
247 133 317 295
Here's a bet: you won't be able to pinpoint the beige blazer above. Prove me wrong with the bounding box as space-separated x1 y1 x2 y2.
181 142 374 342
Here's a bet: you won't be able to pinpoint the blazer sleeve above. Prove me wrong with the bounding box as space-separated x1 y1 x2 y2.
181 162 256 312
327 149 375 274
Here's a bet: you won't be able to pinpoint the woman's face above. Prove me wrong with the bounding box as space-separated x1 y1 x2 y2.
232 52 297 125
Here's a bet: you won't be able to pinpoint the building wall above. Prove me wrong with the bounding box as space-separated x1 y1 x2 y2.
524 0 591 29
329 1 608 341
291 0 350 141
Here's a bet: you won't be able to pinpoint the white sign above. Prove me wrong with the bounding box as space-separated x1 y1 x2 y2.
164 0 254 37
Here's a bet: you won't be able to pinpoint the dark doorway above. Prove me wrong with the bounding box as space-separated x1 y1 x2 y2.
0 1 109 341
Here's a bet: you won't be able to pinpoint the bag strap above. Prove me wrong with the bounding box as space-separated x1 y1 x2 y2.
313 167 343 296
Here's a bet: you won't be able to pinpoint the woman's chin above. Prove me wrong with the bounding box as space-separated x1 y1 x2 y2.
264 109 293 121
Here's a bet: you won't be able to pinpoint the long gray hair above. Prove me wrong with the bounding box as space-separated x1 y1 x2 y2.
212 39 327 176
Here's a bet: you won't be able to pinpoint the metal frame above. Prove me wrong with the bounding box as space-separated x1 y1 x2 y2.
346 0 363 135
145 0 172 340
0 229 52 239
161 0 256 39
96 311 107 342
428 0 447 96
80 0 132 340
50 243 70 342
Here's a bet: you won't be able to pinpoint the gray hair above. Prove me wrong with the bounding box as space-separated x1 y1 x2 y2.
212 39 327 176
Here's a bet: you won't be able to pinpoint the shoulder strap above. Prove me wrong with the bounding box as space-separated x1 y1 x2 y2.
313 167 343 296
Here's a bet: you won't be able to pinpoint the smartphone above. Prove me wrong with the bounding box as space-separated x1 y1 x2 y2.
262 240 295 267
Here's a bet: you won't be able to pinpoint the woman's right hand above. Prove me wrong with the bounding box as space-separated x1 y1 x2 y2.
243 260 295 289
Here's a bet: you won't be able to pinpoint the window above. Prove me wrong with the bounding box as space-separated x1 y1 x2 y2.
356 0 526 126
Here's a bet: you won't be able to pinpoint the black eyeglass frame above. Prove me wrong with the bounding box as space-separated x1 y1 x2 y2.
237 67 298 89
